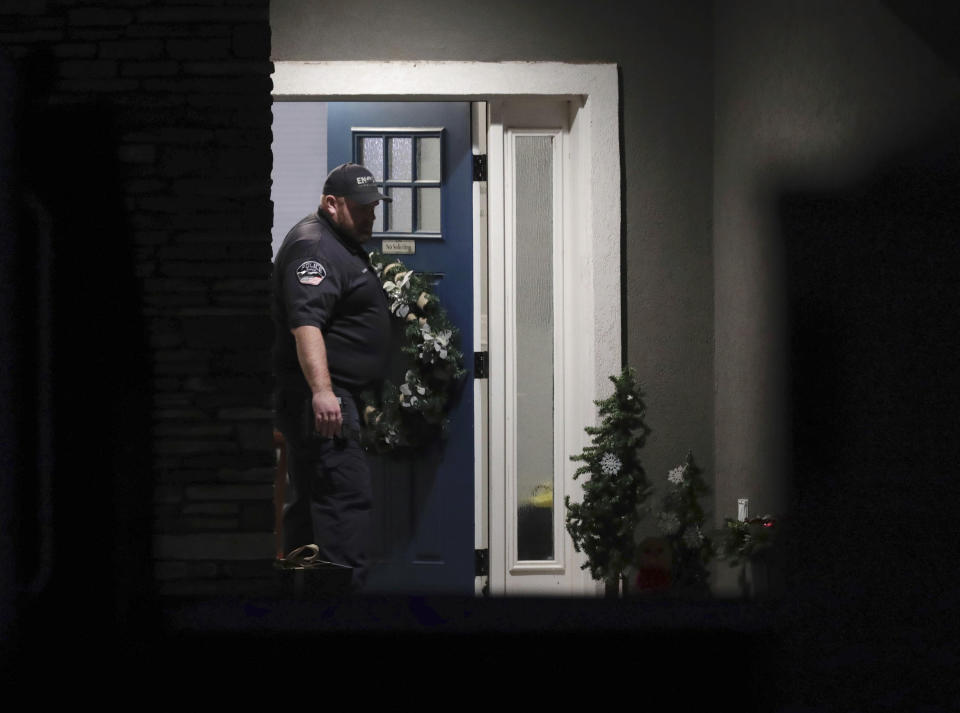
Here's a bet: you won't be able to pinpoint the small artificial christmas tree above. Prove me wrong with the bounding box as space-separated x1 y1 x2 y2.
654 451 714 595
565 367 652 597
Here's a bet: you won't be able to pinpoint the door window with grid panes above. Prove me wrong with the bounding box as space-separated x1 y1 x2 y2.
354 130 443 238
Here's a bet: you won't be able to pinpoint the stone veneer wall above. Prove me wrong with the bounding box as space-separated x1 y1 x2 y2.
2 0 277 598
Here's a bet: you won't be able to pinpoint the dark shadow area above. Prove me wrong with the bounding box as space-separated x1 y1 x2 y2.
50 594 783 705
2 49 156 671
780 113 960 708
883 0 960 77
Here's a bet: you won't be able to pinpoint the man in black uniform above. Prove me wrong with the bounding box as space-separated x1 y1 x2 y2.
272 163 392 590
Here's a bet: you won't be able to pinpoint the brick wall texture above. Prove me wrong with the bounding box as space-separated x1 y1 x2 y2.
2 0 277 598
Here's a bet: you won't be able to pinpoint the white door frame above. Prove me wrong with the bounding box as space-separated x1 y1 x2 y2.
271 62 621 596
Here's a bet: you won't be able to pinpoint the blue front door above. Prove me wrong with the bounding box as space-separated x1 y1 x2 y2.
327 102 475 594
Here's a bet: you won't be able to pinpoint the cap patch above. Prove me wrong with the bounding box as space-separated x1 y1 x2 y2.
297 260 326 285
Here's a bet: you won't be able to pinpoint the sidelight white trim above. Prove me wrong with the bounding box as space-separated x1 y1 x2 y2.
488 99 602 595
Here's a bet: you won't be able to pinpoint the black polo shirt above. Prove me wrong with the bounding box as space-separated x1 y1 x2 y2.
272 210 391 396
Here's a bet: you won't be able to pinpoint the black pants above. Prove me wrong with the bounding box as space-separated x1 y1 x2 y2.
279 386 371 590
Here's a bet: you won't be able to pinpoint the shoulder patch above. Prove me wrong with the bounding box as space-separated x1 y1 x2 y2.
296 260 326 285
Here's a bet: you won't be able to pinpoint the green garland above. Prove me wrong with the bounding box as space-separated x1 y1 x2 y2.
715 515 776 567
360 251 467 454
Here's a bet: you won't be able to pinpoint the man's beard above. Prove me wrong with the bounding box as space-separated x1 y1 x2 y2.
331 215 371 243
349 225 372 243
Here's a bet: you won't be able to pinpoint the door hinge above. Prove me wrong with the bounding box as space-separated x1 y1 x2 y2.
474 351 489 379
475 548 489 577
473 154 487 182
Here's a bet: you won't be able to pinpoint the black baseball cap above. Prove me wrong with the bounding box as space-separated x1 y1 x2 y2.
322 163 392 204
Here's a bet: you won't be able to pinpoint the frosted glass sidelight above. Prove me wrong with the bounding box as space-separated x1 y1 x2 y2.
389 137 413 181
514 134 555 561
360 137 384 182
417 187 441 232
373 200 384 233
416 137 441 181
389 187 412 232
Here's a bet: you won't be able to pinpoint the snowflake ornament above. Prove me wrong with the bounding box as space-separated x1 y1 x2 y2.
667 465 686 485
657 512 681 535
600 452 622 475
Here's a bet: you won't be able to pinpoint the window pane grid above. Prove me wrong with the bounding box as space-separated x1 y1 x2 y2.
354 130 442 236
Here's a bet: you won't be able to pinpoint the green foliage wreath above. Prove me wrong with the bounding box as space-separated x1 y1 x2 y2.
360 251 467 454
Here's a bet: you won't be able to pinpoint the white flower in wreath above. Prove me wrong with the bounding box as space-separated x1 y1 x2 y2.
417 322 431 344
400 373 429 406
395 270 413 290
599 452 622 475
667 465 686 486
417 328 435 362
419 325 452 362
433 329 452 360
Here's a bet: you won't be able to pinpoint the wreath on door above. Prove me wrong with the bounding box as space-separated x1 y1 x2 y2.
360 251 467 454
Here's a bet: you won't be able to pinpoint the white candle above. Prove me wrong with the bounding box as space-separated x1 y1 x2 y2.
737 498 749 521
